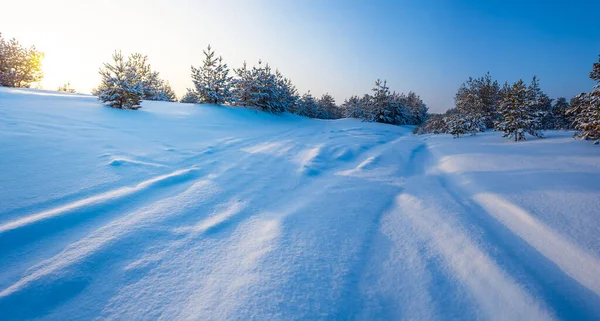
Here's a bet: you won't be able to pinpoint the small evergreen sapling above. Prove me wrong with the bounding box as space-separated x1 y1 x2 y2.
96 51 143 109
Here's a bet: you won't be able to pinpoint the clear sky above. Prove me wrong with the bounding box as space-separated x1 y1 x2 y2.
1 0 598 112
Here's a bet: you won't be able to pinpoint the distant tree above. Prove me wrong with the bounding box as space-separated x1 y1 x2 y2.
58 82 76 93
551 97 571 130
341 95 362 118
95 51 143 109
233 60 296 113
180 88 199 103
296 91 319 117
191 45 232 104
363 79 411 125
567 55 600 142
413 114 447 134
455 72 501 128
527 76 554 129
404 91 429 125
0 33 44 88
495 79 543 141
317 93 340 119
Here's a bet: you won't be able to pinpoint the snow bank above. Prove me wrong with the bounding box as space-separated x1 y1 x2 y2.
1 88 599 320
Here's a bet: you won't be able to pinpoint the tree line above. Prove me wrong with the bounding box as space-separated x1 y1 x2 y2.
93 44 429 126
1 33 597 143
415 56 600 144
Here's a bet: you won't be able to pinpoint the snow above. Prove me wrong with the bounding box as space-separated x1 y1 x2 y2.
1 87 599 320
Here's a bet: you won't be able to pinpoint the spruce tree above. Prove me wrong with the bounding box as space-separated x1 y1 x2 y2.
191 45 232 104
495 79 543 141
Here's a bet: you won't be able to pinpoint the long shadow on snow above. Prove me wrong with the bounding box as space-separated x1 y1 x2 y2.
436 173 600 320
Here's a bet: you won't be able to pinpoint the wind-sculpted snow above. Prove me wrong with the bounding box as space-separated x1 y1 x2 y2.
1 88 599 320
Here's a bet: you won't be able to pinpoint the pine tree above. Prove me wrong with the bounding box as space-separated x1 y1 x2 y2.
527 76 554 129
552 97 571 130
180 89 199 103
495 79 543 141
296 91 319 117
0 33 44 88
317 93 338 119
341 95 363 119
232 61 252 106
370 79 392 123
445 114 467 138
191 45 232 104
455 72 501 127
95 51 143 109
567 55 600 141
405 91 429 125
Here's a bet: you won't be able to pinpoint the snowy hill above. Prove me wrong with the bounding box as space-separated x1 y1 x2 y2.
1 87 599 320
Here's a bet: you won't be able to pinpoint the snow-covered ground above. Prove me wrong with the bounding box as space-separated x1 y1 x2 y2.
1 87 599 320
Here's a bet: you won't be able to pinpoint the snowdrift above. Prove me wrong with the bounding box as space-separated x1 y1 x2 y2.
0 87 599 320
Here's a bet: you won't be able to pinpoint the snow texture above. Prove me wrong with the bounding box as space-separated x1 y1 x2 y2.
1 87 599 320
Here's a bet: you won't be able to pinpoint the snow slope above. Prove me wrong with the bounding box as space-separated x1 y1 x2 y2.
0 87 599 320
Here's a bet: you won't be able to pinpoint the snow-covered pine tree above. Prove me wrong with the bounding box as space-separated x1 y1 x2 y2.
389 92 411 125
274 69 299 112
567 55 600 142
455 72 501 128
445 114 467 138
552 97 571 130
527 76 554 129
180 88 199 103
232 61 253 106
414 114 448 135
405 91 429 125
191 45 232 104
341 95 362 119
296 91 319 117
250 60 279 112
369 79 392 123
317 93 338 119
495 79 543 141
96 51 143 109
233 60 296 113
463 113 486 134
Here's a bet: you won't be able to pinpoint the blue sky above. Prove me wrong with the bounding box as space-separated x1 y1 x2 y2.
1 0 598 112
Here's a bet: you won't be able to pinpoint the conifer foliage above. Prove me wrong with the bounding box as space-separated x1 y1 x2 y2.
232 60 298 113
180 89 199 104
454 72 501 128
495 79 543 141
129 53 177 102
191 45 232 104
0 33 44 88
568 55 600 142
95 51 143 110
